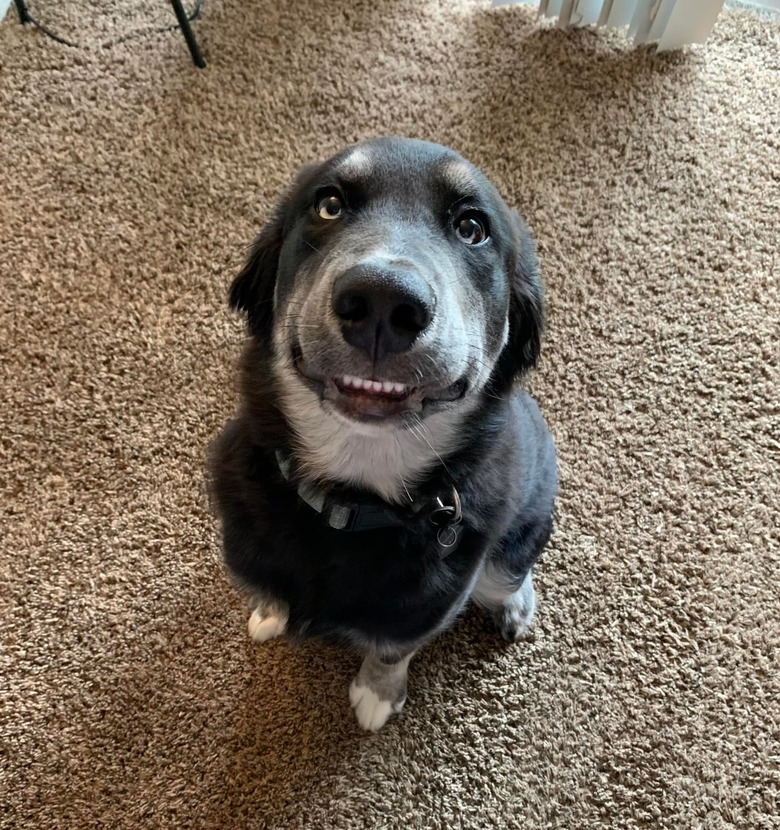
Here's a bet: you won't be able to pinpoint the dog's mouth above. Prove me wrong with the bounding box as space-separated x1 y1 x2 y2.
330 374 418 421
291 348 466 423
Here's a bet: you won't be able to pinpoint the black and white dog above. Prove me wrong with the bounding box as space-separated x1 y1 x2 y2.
209 137 557 731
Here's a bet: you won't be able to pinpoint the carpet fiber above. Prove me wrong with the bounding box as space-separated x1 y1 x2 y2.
1 2 778 827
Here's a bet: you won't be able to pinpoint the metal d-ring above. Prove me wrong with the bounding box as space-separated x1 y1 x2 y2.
430 487 463 528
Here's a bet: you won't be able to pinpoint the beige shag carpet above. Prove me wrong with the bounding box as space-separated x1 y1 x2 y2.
1 1 778 827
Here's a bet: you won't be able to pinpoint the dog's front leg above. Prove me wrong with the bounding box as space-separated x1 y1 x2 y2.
349 650 415 732
246 599 288 643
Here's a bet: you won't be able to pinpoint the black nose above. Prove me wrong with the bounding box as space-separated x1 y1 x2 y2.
332 264 434 361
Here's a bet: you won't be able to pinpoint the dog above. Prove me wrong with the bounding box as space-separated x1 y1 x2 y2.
209 137 557 731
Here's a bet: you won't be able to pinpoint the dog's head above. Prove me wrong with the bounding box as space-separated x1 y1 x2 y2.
231 137 543 430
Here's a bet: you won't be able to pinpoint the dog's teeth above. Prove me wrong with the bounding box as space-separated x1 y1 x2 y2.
337 376 409 396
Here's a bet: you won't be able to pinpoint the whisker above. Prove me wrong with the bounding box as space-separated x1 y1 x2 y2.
415 417 454 478
406 417 452 479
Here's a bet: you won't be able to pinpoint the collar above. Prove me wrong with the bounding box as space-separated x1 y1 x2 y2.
275 450 464 557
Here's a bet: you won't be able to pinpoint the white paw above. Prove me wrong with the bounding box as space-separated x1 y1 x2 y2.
500 605 534 641
247 609 286 643
499 573 537 642
349 681 403 732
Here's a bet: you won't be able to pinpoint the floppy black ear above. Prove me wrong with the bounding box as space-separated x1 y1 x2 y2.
229 208 286 340
229 164 319 340
496 212 545 383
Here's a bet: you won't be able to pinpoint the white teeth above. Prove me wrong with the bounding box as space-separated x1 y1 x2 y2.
337 376 409 396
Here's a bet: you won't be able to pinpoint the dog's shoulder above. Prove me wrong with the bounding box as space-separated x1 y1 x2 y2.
208 342 289 519
448 390 556 532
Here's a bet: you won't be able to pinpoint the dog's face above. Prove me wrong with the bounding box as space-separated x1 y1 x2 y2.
231 137 542 431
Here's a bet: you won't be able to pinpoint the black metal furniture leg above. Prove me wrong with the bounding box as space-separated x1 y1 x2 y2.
14 0 32 24
169 0 206 68
12 0 206 68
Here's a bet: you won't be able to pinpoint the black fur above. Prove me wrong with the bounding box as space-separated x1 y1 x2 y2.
210 137 557 665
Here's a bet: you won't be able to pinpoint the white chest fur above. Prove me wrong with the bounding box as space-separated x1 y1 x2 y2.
280 376 467 503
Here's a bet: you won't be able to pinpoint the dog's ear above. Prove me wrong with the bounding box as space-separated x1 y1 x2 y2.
496 212 545 384
229 164 319 340
228 208 285 340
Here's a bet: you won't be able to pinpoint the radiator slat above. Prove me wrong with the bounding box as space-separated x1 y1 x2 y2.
629 0 657 40
558 0 577 27
573 0 604 26
648 0 678 44
604 0 638 27
597 0 615 27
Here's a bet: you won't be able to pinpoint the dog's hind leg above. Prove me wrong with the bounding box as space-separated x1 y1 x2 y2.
349 649 416 732
472 516 552 641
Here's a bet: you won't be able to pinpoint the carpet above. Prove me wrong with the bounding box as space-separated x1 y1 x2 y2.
1 2 778 827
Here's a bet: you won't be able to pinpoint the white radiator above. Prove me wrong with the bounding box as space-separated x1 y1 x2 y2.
492 0 728 50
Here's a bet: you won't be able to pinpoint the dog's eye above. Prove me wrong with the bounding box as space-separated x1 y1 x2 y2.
316 190 344 220
455 213 488 246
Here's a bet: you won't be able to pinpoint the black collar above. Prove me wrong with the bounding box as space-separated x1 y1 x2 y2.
275 450 465 557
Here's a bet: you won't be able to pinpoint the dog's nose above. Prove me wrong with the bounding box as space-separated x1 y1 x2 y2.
332 265 434 360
